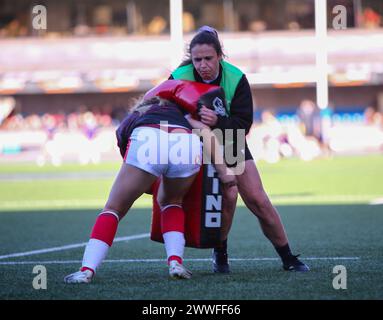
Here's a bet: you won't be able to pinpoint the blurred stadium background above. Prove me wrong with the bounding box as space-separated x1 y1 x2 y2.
0 0 382 300
1 0 383 163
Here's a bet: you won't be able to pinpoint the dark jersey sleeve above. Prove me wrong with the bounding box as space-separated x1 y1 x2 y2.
115 111 140 158
214 75 253 135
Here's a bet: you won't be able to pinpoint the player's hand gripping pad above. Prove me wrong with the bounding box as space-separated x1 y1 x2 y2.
151 164 223 248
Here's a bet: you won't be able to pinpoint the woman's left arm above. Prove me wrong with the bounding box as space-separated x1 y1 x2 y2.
214 75 253 134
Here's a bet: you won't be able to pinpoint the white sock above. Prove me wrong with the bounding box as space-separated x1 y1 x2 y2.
82 238 110 273
162 231 185 261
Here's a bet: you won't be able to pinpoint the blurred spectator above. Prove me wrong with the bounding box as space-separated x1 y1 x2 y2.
296 99 329 158
41 113 58 139
73 23 91 37
93 5 112 35
0 107 118 165
147 16 167 35
364 106 376 125
37 114 60 166
249 20 267 33
183 12 195 33
81 111 99 139
364 106 383 128
362 7 381 29
246 107 326 163
297 99 322 143
287 21 301 31
2 114 23 130
25 114 42 130
247 110 292 163
1 18 28 37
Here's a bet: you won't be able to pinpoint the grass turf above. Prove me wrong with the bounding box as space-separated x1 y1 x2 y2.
0 155 382 300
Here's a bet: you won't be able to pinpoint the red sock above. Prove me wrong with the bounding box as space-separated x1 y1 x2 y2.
90 211 119 247
161 205 185 234
168 255 183 265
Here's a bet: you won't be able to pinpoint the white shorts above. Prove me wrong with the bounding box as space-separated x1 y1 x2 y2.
124 126 202 178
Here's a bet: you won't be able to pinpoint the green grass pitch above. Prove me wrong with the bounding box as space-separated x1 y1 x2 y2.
0 155 382 300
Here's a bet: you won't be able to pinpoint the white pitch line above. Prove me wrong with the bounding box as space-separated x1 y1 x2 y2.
369 197 383 205
1 194 381 211
0 233 150 260
0 257 360 265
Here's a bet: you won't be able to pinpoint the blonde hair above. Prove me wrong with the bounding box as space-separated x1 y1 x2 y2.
131 96 169 115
